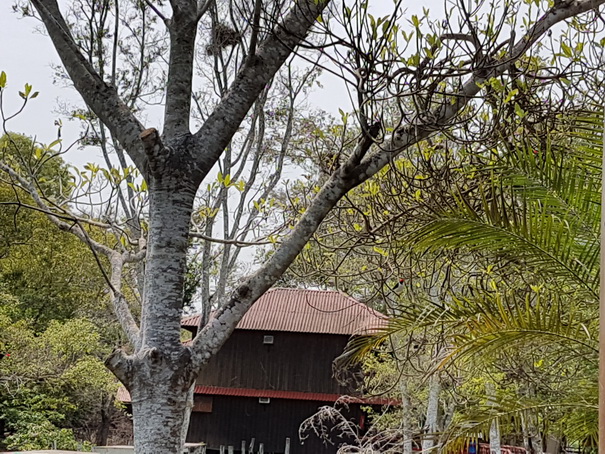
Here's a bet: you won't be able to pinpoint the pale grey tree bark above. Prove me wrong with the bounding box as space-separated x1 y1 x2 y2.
15 0 605 452
486 382 501 454
421 374 441 453
180 384 196 447
528 412 544 454
521 412 531 453
489 419 502 454
399 381 414 454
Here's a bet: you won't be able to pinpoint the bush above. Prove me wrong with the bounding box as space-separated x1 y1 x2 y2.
5 417 92 451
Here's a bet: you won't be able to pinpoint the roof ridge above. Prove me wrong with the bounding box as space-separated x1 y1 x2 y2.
181 287 388 334
269 287 340 293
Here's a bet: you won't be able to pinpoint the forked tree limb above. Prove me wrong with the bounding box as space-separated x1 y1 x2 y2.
191 0 331 179
31 0 149 174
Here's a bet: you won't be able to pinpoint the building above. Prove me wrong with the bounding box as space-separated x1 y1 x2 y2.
181 287 388 453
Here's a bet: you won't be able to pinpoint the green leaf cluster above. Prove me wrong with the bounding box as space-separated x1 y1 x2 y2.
0 134 106 329
0 313 114 451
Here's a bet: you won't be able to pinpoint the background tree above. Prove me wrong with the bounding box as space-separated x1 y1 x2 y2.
0 134 108 329
0 308 115 451
0 133 126 449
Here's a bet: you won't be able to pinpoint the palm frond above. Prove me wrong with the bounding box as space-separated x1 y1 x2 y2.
410 215 599 300
441 394 597 454
408 110 603 300
342 286 597 370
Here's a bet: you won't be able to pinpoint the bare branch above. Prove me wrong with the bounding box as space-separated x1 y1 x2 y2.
0 200 111 229
143 0 168 23
30 0 149 175
163 0 198 138
0 159 141 347
189 231 272 246
191 0 330 177
0 160 115 256
246 0 263 63
109 259 142 348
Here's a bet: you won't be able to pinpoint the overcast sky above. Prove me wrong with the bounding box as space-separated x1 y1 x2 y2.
0 3 91 163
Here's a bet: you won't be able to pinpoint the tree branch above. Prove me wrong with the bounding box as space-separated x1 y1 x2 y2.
0 200 111 229
109 259 142 348
196 0 214 20
163 0 198 139
105 349 135 387
191 0 330 178
189 231 273 246
0 159 141 347
143 0 168 22
356 0 605 180
30 0 149 175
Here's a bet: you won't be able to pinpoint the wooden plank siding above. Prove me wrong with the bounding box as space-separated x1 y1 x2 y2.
184 289 384 452
196 330 358 395
186 395 362 454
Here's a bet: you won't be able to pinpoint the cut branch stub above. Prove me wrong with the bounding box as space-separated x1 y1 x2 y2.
105 349 135 388
140 128 163 158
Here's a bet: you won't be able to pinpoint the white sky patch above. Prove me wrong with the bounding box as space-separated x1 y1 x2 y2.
0 3 101 167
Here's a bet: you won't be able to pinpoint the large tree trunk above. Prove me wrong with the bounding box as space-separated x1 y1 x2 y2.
131 381 191 453
140 182 196 347
95 392 112 446
112 176 199 453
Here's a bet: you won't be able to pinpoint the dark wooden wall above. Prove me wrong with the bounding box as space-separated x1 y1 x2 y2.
196 330 355 394
186 395 362 454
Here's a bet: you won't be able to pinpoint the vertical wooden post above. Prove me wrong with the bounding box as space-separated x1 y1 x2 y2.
285 437 290 454
259 443 264 454
599 107 605 453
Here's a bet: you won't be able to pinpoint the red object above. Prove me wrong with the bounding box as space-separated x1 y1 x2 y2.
117 385 396 405
391 278 405 294
477 443 526 454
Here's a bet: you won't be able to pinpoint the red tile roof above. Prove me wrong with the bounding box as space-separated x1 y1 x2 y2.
182 288 387 335
116 385 394 406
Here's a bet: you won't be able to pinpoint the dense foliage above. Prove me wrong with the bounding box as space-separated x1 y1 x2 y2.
0 133 118 450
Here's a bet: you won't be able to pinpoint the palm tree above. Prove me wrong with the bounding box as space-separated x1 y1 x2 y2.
346 110 602 451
